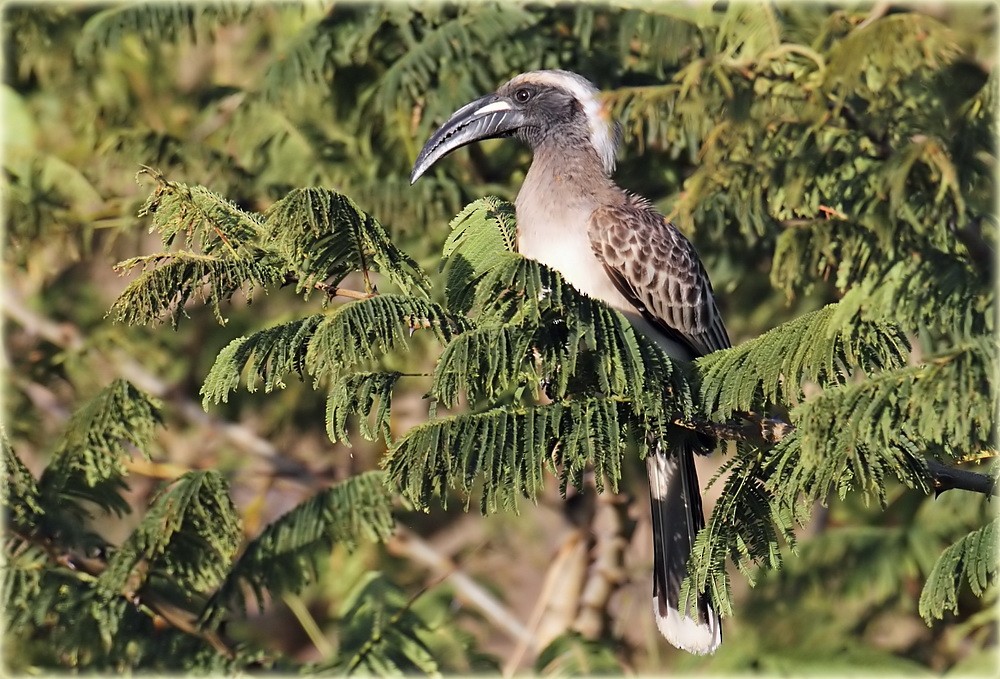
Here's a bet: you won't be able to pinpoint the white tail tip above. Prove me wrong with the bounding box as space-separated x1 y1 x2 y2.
654 598 722 655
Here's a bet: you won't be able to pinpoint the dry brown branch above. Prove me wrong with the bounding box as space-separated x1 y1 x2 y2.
573 491 629 640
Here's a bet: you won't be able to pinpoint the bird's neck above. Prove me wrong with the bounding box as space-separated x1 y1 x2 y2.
518 139 621 209
514 138 624 294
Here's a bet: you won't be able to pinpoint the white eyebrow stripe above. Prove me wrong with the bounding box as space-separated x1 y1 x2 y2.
474 100 513 115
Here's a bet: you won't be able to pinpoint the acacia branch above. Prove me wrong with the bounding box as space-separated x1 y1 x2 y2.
925 458 997 497
672 412 792 446
10 528 236 659
281 273 376 301
675 413 998 497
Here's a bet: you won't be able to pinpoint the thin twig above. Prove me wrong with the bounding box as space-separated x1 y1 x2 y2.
312 281 376 301
282 593 334 659
857 0 891 30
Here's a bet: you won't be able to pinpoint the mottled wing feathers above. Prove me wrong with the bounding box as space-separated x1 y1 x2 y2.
589 198 730 358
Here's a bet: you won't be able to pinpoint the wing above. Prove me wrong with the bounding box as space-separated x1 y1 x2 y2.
588 198 730 358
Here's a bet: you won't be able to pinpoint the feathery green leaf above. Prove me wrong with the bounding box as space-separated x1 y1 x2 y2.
110 252 284 327
265 187 430 296
98 470 241 597
383 398 632 514
696 304 910 419
39 379 161 520
327 371 403 446
305 295 469 382
201 314 326 405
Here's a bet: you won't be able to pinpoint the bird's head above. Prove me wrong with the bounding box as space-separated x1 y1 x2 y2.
410 70 620 184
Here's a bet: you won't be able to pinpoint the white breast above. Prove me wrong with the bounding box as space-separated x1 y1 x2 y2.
516 177 626 304
515 180 693 361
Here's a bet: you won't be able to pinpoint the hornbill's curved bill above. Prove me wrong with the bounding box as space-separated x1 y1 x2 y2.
410 96 524 184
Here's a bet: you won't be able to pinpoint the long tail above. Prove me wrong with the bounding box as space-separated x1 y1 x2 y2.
646 440 721 654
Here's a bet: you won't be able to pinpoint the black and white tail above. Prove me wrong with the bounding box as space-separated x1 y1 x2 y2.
646 442 721 654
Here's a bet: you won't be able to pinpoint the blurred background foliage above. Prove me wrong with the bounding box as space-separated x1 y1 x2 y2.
2 1 996 674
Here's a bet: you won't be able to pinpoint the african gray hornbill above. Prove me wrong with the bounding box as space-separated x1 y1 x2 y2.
410 70 730 655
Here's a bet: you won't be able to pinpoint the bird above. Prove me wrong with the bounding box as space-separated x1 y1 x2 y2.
409 70 730 655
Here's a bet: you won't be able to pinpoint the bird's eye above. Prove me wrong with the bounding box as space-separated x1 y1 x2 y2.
514 88 532 103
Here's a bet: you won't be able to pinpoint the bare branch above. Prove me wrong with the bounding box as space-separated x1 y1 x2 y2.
281 273 376 301
312 280 376 301
676 412 997 498
926 458 997 497
673 412 792 446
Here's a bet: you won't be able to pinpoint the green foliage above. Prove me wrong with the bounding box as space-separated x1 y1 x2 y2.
74 3 251 60
108 172 432 328
696 304 910 419
441 196 518 313
265 187 430 297
429 323 535 409
110 252 286 327
137 168 266 253
385 397 629 514
795 338 997 475
201 314 326 401
318 572 440 675
919 519 998 623
327 371 402 446
302 295 467 383
3 383 401 672
38 379 161 524
686 337 996 612
2 435 43 529
3 382 256 672
434 250 693 423
685 440 800 617
373 4 539 126
832 252 995 339
200 296 466 405
97 470 241 597
203 471 395 627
